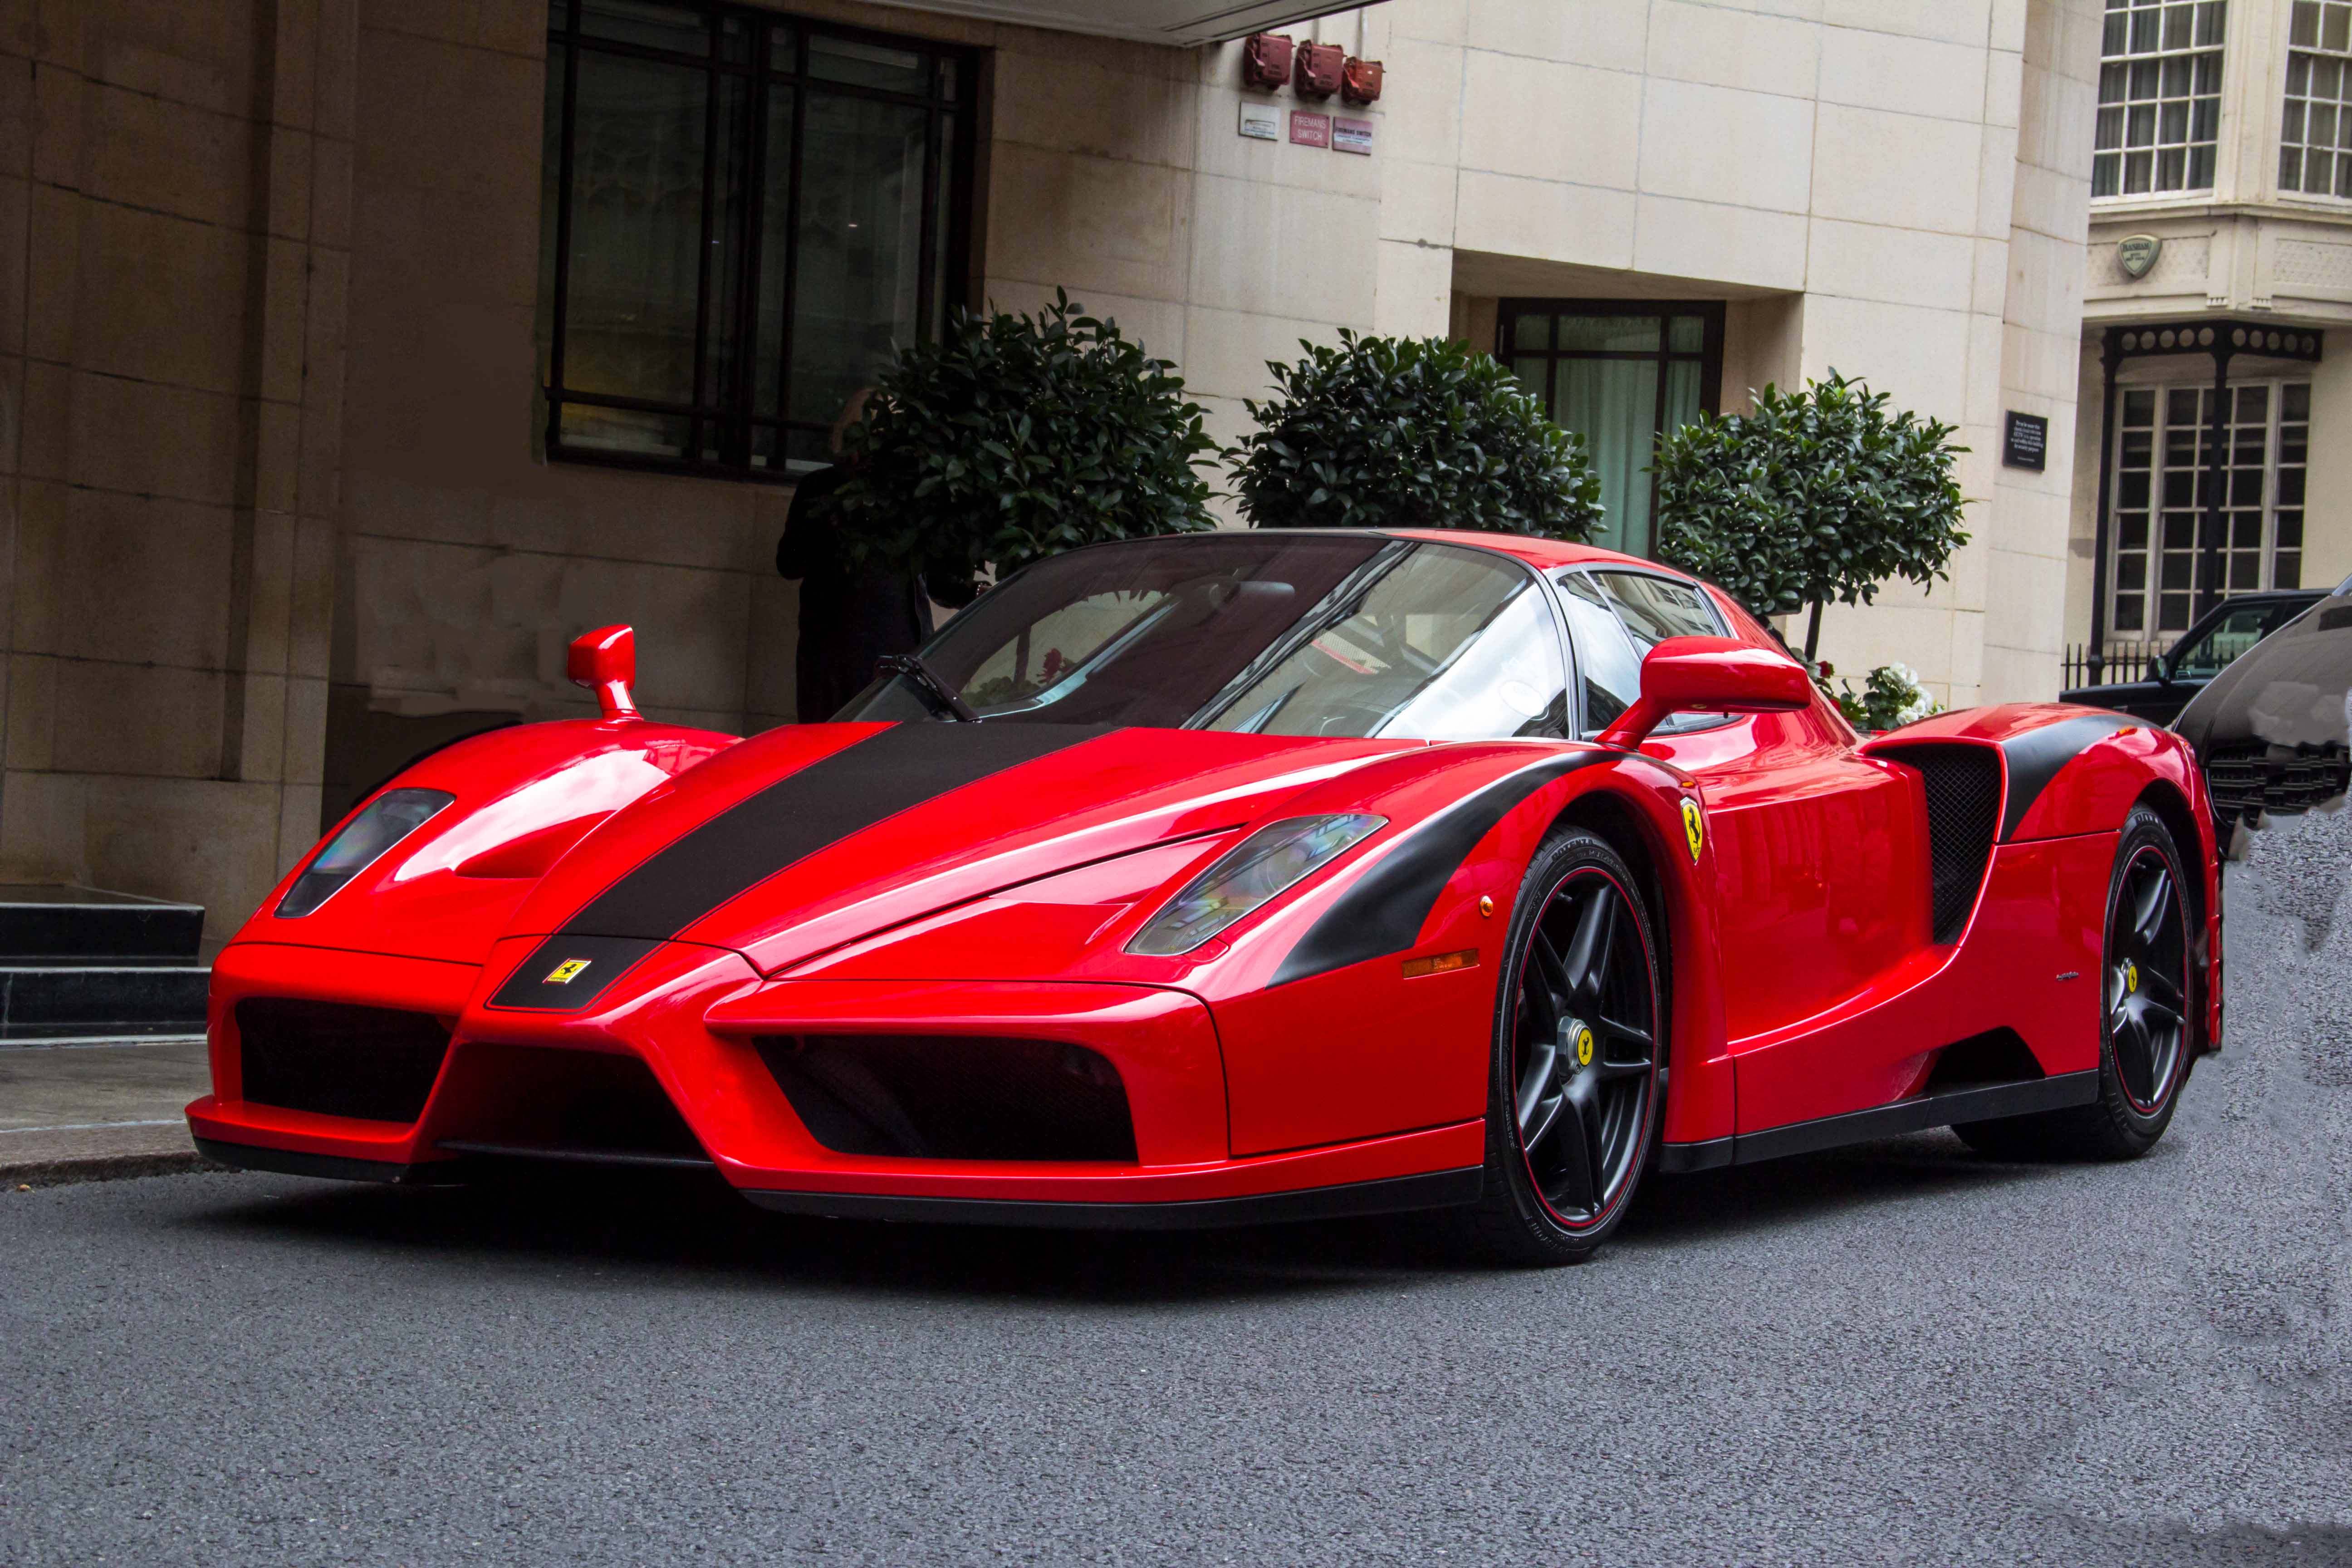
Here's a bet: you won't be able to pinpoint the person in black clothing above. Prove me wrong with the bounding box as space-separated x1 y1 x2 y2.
775 388 942 722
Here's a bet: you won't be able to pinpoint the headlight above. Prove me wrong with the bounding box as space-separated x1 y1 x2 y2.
1128 813 1385 956
275 789 456 917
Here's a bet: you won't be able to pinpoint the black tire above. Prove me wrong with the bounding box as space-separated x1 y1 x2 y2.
1451 827 1665 1266
1954 803 2195 1161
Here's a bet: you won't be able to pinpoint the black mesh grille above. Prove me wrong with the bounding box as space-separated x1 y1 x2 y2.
236 998 452 1123
1876 743 2001 944
757 1035 1137 1162
2207 740 2350 824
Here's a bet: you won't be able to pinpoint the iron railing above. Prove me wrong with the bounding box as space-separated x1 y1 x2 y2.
2060 640 2173 690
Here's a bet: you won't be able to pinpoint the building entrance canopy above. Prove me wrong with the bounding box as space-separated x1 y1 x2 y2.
894 0 1357 44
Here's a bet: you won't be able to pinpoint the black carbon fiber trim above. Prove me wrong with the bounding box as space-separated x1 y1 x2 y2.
1269 750 1618 987
1999 712 2138 839
487 934 664 1012
741 1166 1485 1230
560 722 1112 941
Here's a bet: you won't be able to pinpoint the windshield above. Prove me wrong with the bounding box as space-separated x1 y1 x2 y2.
838 533 1571 740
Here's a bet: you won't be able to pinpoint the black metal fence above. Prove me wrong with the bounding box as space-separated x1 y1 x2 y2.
2060 640 2172 690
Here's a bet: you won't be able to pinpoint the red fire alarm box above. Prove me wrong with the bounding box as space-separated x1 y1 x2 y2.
1294 41 1344 99
1341 57 1383 105
1242 33 1293 91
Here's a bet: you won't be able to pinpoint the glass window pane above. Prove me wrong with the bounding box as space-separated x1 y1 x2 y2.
753 84 797 422
559 402 690 456
788 92 932 426
1596 572 1721 644
1559 574 1645 735
768 22 798 68
2274 551 2300 588
1667 316 1705 353
1557 315 1661 353
1513 313 1551 352
810 33 929 93
2295 0 2321 47
1204 547 1569 743
1553 358 1661 558
701 73 753 425
580 0 707 53
561 49 709 411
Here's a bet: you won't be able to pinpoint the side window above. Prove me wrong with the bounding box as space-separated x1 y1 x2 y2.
1594 572 1725 642
1561 570 1736 737
1559 573 1644 733
2169 604 2274 677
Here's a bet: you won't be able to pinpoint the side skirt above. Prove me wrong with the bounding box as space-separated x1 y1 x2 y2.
741 1166 1485 1231
1655 1071 2101 1173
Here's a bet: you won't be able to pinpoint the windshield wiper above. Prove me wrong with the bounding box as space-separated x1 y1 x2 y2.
877 654 980 723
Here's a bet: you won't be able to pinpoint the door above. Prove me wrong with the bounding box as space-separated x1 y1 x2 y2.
1556 569 1936 1126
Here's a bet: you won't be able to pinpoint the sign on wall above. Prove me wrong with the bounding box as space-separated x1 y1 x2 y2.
1289 111 1331 148
2004 411 2048 471
1239 102 1279 141
2117 234 2164 279
1333 116 1374 154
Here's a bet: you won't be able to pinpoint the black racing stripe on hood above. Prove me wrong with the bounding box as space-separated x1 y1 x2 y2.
1999 712 2137 839
1271 750 1618 987
560 723 1116 941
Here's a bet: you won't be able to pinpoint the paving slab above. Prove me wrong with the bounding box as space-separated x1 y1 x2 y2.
0 1039 211 1186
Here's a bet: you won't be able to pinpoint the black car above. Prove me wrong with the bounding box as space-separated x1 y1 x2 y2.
2174 573 2352 831
2060 589 2331 723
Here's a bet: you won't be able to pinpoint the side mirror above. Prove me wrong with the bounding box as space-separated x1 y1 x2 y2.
568 624 641 720
1596 636 1812 750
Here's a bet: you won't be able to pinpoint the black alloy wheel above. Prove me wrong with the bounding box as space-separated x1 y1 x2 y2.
1955 803 2195 1161
1456 827 1663 1265
2108 840 2190 1116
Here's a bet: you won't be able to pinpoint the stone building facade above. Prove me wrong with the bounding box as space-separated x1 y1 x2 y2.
2073 0 2352 663
2 0 2103 942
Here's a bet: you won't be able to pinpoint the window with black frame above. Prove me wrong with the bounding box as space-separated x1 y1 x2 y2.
538 0 973 476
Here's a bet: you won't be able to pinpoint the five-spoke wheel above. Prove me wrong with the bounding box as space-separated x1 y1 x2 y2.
1459 828 1662 1264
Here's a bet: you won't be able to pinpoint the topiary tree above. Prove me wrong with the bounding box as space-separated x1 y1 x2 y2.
833 290 1219 588
1228 331 1603 539
1652 370 1970 664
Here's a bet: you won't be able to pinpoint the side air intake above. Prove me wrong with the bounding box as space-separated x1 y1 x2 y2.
236 998 452 1123
1874 743 2002 944
757 1035 1137 1162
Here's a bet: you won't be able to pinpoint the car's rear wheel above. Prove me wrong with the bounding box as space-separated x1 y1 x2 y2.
1955 803 2194 1160
1454 827 1664 1266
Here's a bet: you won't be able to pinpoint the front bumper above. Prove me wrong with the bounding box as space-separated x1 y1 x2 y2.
189 939 1483 1224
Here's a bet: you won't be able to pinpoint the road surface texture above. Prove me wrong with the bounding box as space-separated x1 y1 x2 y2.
5 811 2349 1566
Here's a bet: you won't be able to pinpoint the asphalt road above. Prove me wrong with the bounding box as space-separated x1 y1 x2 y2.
6 813 2350 1567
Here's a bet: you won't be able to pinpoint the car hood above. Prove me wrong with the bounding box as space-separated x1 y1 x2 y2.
505 721 1418 975
2175 592 2352 756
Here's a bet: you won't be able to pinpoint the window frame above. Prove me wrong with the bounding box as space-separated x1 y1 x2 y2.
2092 0 2227 202
2104 374 2308 639
1495 299 1726 563
540 0 980 481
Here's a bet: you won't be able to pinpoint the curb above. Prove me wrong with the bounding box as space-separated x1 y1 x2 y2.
5 1150 225 1191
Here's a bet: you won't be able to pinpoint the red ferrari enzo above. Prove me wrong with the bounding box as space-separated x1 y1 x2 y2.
189 530 2220 1264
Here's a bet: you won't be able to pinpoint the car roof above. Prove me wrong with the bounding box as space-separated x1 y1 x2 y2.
1378 529 1686 576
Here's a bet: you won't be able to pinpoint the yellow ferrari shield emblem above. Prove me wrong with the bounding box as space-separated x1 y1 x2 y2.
2123 959 2139 995
1574 1024 1596 1068
544 958 593 985
1681 797 1705 862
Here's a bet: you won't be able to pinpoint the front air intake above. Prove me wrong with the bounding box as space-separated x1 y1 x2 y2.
235 998 452 1123
756 1035 1137 1162
1874 743 2002 945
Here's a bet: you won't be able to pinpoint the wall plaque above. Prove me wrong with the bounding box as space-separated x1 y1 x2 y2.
1289 110 1331 148
2004 411 2048 471
1239 102 1279 142
1333 116 1374 154
2117 234 2163 279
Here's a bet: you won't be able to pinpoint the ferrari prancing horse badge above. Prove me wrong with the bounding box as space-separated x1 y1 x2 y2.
1681 797 1705 863
544 958 593 985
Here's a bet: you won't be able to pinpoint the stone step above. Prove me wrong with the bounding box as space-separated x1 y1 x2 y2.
0 965 209 1043
0 887 205 963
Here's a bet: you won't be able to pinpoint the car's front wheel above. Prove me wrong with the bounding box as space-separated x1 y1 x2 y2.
1454 827 1664 1266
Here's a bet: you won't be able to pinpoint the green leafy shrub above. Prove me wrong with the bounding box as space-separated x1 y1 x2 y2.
1836 662 1941 732
1229 332 1602 538
1652 370 1969 662
834 291 1219 586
